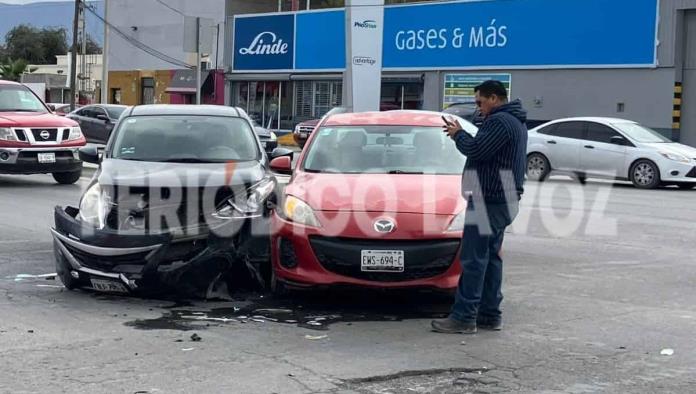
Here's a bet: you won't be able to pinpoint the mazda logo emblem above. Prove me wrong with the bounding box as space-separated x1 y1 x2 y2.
374 218 396 233
39 130 50 140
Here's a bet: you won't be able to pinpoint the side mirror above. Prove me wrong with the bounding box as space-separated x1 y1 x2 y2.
46 104 56 112
610 136 628 146
78 145 100 164
270 156 293 175
270 147 294 160
96 114 109 122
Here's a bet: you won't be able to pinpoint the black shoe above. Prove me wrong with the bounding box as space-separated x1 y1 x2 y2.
477 318 503 331
431 317 477 334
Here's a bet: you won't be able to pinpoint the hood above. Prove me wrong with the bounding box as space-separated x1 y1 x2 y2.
643 142 696 159
97 159 267 188
298 119 320 127
0 111 78 128
490 99 527 124
286 172 465 215
254 126 272 138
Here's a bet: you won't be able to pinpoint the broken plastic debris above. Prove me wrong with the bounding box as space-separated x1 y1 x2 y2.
190 333 202 342
304 335 328 340
182 348 194 352
306 321 323 326
660 348 674 356
461 341 466 345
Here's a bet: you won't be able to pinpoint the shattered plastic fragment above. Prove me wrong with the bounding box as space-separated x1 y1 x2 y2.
182 348 194 352
660 348 674 356
190 333 202 342
306 321 323 326
304 335 328 340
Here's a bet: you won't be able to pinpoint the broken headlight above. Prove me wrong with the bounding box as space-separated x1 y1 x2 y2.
79 183 112 229
213 177 276 219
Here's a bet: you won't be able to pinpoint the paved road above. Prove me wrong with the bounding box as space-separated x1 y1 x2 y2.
1 172 696 393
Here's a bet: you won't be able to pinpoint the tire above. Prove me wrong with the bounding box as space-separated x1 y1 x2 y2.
53 169 82 185
54 241 79 290
526 153 551 182
677 183 696 190
630 160 661 189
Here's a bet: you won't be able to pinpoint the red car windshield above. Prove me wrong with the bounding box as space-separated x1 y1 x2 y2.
302 125 469 175
0 85 47 113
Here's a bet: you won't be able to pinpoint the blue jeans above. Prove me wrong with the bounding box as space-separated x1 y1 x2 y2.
451 200 519 324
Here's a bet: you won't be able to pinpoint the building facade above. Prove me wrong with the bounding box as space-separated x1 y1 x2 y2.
224 0 696 148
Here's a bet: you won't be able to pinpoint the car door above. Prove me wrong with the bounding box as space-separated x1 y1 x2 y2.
537 121 584 172
91 106 111 144
580 122 628 178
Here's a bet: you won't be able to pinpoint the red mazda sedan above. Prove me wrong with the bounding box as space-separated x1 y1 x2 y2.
269 111 478 293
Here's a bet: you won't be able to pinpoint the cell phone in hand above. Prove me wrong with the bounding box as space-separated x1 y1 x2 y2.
442 115 451 126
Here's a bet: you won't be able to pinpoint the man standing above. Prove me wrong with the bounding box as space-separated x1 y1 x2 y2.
432 80 528 334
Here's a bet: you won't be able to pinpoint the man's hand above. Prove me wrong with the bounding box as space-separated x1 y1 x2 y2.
442 116 463 138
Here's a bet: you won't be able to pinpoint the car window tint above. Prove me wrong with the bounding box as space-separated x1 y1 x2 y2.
536 124 558 135
93 107 107 118
549 122 585 139
586 122 621 144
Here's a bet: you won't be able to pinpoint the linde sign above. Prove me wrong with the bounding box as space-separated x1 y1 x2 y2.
233 14 294 70
238 32 289 55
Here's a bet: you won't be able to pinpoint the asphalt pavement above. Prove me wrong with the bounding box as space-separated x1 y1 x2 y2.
1 172 696 393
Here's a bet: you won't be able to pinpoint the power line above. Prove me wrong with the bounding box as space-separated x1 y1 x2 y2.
153 0 185 16
83 2 193 69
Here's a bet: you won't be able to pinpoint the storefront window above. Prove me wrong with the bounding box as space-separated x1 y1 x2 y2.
380 81 423 110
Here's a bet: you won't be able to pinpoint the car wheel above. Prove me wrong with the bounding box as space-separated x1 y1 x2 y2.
677 183 696 190
630 160 661 189
526 153 551 181
53 169 82 185
54 240 79 290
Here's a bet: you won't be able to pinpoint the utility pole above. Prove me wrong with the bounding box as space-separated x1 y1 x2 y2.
101 0 109 103
195 17 201 105
79 3 86 98
69 0 80 111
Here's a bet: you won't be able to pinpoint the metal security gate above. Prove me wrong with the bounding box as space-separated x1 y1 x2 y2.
682 10 696 147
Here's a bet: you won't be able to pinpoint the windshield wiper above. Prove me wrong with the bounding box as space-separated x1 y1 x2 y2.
388 170 424 174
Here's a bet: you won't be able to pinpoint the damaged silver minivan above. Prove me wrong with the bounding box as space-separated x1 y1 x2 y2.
51 105 293 295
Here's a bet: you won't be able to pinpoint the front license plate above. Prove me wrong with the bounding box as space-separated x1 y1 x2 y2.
90 279 128 293
361 250 404 272
37 153 56 163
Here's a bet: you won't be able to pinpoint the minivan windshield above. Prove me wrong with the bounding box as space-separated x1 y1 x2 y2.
112 115 259 162
303 125 473 175
612 123 672 143
0 85 47 113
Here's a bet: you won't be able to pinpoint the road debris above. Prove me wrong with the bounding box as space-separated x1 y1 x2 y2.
660 348 674 356
304 334 328 340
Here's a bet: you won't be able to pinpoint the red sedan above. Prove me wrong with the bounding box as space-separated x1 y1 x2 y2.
269 111 478 293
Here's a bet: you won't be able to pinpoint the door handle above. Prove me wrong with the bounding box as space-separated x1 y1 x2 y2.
584 145 595 149
546 140 557 144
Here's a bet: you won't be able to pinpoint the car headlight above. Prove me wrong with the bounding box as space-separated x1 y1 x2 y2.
281 195 321 227
293 125 300 133
79 183 112 229
67 126 83 141
447 210 466 232
213 177 276 219
659 151 690 164
0 127 17 141
270 132 277 141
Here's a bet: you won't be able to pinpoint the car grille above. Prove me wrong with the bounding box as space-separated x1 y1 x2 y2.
297 126 314 133
309 236 460 282
64 244 151 272
30 128 59 142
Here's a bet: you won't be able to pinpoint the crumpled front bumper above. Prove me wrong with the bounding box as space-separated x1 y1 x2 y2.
51 206 265 293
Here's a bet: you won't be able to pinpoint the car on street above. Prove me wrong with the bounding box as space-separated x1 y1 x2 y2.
0 80 86 184
292 107 352 149
51 104 293 294
47 103 76 116
67 104 128 144
268 110 478 293
526 117 696 189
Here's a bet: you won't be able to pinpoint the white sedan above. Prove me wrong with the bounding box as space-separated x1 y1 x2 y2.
526 117 696 189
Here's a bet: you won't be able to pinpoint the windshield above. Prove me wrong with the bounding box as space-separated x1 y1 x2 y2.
612 123 672 143
106 106 127 119
302 125 470 175
0 85 47 112
112 115 260 162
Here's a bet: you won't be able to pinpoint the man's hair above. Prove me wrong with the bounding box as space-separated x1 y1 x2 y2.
474 80 508 99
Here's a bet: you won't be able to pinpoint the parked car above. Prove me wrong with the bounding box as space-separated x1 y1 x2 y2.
268 110 478 293
442 103 484 127
51 105 293 294
526 117 696 189
67 104 128 144
0 80 85 184
47 103 76 116
292 107 352 149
